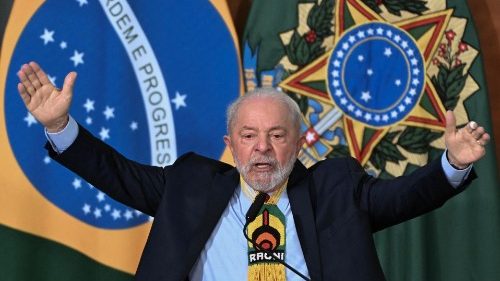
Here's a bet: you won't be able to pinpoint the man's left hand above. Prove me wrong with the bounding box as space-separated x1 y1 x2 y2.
445 110 490 169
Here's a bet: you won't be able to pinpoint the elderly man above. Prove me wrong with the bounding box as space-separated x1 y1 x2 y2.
17 61 489 281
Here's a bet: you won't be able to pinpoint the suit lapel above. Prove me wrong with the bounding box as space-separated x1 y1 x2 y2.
183 167 240 277
288 161 322 281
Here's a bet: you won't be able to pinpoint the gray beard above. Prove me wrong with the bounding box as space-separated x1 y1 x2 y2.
234 154 296 193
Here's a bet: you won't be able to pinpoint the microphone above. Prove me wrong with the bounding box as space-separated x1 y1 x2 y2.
243 192 311 281
245 192 269 223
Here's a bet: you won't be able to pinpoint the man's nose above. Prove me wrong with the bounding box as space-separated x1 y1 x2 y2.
255 135 271 152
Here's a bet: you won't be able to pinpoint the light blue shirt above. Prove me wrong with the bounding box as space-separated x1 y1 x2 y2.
46 116 472 280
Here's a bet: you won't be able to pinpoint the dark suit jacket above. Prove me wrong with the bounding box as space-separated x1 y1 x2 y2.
47 125 474 281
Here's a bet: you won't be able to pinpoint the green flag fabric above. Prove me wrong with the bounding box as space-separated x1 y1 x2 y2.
242 0 500 280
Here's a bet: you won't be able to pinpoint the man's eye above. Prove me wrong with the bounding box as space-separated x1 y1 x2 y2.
242 134 254 139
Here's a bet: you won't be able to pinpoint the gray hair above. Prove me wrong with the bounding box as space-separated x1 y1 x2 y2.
226 87 302 135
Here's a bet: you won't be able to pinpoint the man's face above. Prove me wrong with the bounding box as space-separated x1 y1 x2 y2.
224 97 304 193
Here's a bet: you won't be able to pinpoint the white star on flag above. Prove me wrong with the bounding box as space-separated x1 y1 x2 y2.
83 98 95 112
124 210 133 220
82 204 91 214
348 36 356 43
104 204 111 212
395 79 402 86
361 91 372 102
85 117 92 125
24 112 38 127
99 127 110 140
384 48 392 57
72 178 82 189
96 191 105 202
70 50 84 67
111 209 121 220
130 121 138 131
40 28 55 45
358 55 364 62
103 106 115 120
76 0 88 7
43 156 51 164
94 208 102 218
171 92 187 110
60 41 67 49
367 69 374 76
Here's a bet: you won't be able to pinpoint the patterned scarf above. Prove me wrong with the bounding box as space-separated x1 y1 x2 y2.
242 179 287 281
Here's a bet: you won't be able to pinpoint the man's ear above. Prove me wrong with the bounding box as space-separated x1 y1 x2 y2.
223 135 231 147
296 135 306 154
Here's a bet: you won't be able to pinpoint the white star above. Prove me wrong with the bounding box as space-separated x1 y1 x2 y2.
43 156 51 164
24 112 38 127
335 90 342 97
407 49 415 56
104 204 111 212
99 127 110 141
124 210 133 221
340 98 348 105
82 204 91 214
130 121 138 131
361 91 372 102
409 88 417 96
336 50 344 58
332 80 340 87
348 36 356 43
40 28 55 45
386 30 393 38
347 104 355 112
70 50 84 67
376 27 384 35
355 109 363 117
395 79 402 86
382 115 389 122
76 0 88 7
412 78 420 86
93 208 102 218
111 209 121 220
83 98 95 112
85 116 93 125
134 210 143 216
401 41 409 49
72 178 82 189
364 113 372 121
391 111 398 118
413 68 420 75
103 106 115 120
171 92 187 110
96 191 105 202
411 58 418 66
357 31 365 38
87 183 94 189
333 60 341 67
384 48 392 57
48 75 56 85
404 97 413 104
342 42 349 50
60 41 67 49
358 55 364 62
305 131 316 143
331 70 339 78
398 104 406 112
374 115 381 122
367 69 374 76
367 28 374 35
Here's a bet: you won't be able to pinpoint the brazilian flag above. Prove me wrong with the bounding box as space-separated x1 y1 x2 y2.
242 0 500 280
0 0 240 280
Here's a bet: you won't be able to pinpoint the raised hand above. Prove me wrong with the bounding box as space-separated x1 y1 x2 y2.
445 110 490 169
17 62 77 132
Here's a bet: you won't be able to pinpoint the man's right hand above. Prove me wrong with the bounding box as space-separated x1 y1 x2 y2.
17 61 77 133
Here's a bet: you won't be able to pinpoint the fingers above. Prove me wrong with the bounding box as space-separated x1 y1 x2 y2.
17 66 36 97
462 120 490 146
62 72 77 94
17 83 31 106
29 61 51 85
445 110 457 136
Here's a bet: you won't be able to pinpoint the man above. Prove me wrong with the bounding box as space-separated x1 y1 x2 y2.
17 61 490 281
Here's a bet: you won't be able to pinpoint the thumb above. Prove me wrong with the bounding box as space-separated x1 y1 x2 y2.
445 110 456 137
61 71 77 96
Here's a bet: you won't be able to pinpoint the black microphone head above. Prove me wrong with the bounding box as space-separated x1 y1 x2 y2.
245 192 269 223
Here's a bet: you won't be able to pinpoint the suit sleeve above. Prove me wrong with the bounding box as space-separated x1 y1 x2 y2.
346 157 477 232
46 124 185 216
